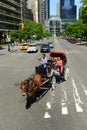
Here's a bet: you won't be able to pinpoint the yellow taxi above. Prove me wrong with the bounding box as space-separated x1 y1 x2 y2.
20 44 29 50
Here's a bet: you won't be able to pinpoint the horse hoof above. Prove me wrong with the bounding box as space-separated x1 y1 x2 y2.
52 87 55 90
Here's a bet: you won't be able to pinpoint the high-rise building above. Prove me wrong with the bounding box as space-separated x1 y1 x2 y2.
56 1 60 17
38 0 45 24
27 0 38 22
0 0 21 33
0 0 32 38
45 0 50 21
60 0 77 21
38 0 50 24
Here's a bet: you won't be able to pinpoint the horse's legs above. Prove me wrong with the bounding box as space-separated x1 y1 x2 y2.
32 89 35 99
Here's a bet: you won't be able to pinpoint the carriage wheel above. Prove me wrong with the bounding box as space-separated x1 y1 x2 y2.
63 67 69 81
51 76 56 90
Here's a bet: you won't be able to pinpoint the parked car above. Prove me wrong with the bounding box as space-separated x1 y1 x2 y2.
40 44 50 53
48 42 54 48
27 43 38 53
20 44 29 50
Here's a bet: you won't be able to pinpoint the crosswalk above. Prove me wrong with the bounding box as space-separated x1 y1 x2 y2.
43 77 87 118
61 49 81 55
8 51 28 56
8 49 84 57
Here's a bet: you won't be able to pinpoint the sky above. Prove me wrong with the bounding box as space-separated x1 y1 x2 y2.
50 0 82 19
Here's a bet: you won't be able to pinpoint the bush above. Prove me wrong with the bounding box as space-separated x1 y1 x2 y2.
0 39 6 45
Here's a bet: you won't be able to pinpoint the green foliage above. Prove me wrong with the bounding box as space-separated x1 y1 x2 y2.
81 0 87 5
65 0 87 39
0 39 6 44
9 19 45 42
65 19 87 38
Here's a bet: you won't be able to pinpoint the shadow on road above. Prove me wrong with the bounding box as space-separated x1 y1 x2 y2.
25 82 51 109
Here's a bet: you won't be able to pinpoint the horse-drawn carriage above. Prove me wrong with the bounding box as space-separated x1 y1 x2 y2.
35 51 69 89
20 51 69 104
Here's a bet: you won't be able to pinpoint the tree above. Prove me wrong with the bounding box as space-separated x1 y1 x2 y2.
10 20 46 42
81 0 87 5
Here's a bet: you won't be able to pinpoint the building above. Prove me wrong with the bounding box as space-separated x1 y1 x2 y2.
0 0 21 34
60 0 77 22
38 0 45 24
49 16 62 34
27 0 38 22
45 0 50 22
0 0 32 39
56 1 60 17
22 0 33 20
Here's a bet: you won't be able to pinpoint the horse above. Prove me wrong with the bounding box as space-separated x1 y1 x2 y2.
20 73 42 98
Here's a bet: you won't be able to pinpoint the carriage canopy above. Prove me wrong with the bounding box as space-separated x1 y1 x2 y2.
50 51 67 64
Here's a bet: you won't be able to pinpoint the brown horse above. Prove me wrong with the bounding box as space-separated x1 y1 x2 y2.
20 73 42 98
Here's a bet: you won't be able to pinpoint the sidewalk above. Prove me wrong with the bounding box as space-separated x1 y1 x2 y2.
0 44 20 55
76 41 87 47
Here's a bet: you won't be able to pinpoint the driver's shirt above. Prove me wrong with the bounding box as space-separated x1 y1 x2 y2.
41 57 47 64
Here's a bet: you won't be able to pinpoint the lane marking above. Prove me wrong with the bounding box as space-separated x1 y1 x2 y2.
79 80 87 97
44 112 51 118
44 91 55 119
61 89 68 115
46 102 51 109
72 78 83 112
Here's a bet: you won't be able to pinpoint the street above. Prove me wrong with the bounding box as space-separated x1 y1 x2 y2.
0 38 87 130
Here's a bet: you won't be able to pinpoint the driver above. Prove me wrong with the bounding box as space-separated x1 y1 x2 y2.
38 53 48 68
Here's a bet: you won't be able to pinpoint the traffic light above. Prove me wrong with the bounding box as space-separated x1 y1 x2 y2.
19 23 24 29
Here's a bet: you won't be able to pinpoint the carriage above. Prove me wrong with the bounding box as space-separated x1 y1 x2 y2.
20 51 69 107
35 51 69 89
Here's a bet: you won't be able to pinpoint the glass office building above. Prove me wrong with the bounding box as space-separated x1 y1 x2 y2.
45 0 50 21
60 0 77 21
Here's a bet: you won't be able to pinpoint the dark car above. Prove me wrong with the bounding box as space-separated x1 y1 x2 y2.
48 42 54 48
40 44 50 53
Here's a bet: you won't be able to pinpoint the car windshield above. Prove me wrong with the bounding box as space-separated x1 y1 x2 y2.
48 42 52 45
29 44 36 47
22 44 28 46
42 44 49 47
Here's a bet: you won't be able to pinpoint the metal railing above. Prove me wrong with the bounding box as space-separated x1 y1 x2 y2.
0 1 21 13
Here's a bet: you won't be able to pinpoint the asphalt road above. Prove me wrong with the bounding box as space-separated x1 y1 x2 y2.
0 38 87 130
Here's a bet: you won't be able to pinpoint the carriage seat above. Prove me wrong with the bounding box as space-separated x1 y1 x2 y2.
35 66 47 77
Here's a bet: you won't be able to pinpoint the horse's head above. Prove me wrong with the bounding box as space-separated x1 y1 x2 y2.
20 79 29 96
